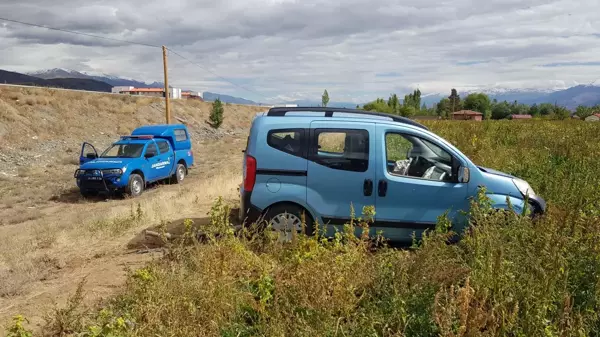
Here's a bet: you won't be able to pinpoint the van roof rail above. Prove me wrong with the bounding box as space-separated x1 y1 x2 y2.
266 106 429 130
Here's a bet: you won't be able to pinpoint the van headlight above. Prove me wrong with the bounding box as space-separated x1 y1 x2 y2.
513 178 535 198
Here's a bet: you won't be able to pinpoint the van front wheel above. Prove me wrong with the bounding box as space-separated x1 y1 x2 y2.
264 204 314 241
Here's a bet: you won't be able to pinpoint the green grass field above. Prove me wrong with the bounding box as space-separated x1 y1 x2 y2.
8 120 600 337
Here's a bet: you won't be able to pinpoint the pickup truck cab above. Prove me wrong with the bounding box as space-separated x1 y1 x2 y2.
74 124 194 198
240 107 546 243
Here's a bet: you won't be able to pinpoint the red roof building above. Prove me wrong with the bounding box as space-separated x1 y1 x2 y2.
451 110 483 121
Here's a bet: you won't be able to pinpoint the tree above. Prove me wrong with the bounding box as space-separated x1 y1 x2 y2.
448 89 461 113
209 98 224 128
436 98 451 118
363 97 392 114
491 100 511 120
403 89 422 111
387 93 401 114
529 104 540 117
538 103 554 116
575 105 594 119
322 89 330 107
463 93 491 114
553 105 570 120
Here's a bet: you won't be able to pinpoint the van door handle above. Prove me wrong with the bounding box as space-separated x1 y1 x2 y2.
378 180 388 197
363 179 373 196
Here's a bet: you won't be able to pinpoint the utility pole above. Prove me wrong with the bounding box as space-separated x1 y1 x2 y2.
162 46 171 124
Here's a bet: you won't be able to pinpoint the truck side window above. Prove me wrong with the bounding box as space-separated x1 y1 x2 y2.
174 129 187 141
146 143 158 158
157 140 170 154
267 129 305 158
311 129 369 172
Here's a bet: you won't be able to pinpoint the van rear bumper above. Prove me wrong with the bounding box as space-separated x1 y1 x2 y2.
239 188 263 225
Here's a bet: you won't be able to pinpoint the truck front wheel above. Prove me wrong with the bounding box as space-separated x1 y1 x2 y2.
171 163 186 184
126 174 144 197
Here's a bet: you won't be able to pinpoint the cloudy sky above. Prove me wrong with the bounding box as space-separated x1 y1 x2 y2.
1 0 600 103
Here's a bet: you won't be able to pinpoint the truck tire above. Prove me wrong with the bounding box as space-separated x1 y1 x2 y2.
171 163 186 184
126 174 144 197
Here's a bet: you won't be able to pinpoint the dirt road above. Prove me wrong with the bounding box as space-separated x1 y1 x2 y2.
0 137 247 334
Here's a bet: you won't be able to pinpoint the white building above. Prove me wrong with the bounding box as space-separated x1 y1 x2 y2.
111 86 134 94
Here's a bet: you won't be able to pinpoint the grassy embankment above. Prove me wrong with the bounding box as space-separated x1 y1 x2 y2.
7 120 600 336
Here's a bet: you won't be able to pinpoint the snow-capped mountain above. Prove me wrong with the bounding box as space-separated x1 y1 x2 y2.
27 68 164 88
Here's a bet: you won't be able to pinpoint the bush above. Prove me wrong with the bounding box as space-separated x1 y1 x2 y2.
209 98 224 128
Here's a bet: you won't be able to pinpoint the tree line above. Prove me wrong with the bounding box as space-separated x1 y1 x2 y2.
357 88 599 120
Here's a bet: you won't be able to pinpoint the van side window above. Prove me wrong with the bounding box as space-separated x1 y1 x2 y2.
312 129 369 172
157 140 170 153
174 129 187 141
386 133 454 182
267 129 305 158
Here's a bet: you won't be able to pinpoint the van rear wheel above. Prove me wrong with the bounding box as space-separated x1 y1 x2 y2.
264 204 314 241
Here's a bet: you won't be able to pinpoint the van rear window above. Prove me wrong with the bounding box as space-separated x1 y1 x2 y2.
174 129 187 141
267 129 305 158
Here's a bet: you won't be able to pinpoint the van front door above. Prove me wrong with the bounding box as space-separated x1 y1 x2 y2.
307 121 376 236
374 124 470 242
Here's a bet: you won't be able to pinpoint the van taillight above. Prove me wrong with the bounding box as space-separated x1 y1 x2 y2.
244 155 257 191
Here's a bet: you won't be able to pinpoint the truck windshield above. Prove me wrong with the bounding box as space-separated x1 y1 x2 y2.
101 144 145 158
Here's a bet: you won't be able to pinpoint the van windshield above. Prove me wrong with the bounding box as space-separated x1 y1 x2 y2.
101 144 145 158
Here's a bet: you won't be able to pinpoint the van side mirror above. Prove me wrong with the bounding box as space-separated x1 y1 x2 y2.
86 153 97 159
458 166 470 183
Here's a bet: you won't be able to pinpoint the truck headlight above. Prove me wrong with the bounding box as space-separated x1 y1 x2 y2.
101 169 123 175
513 178 535 198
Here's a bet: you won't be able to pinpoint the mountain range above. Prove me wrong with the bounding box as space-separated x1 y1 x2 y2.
3 68 600 109
0 69 113 92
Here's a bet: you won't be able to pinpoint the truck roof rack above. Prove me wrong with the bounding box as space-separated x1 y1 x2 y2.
266 107 429 130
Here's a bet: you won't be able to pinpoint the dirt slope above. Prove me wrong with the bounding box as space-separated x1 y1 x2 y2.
0 85 262 334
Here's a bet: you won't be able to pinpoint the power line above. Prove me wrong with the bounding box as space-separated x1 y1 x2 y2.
0 16 161 48
166 47 269 100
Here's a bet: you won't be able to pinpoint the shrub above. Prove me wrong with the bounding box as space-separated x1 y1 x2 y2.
209 98 224 128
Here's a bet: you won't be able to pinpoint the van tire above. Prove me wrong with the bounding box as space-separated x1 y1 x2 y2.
171 163 186 184
263 204 315 237
126 174 144 197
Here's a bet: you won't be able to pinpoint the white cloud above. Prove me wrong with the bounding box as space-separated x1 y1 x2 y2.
1 0 600 102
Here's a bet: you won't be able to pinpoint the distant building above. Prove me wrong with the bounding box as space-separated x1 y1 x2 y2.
451 110 483 121
182 91 204 101
585 113 600 122
508 114 533 120
111 86 134 94
112 86 182 99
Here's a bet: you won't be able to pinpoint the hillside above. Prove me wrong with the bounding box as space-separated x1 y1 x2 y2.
0 70 112 92
0 85 265 333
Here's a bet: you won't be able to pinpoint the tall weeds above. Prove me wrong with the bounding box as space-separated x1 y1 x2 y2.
9 120 600 336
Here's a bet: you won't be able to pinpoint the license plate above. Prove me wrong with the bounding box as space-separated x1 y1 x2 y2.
86 177 102 180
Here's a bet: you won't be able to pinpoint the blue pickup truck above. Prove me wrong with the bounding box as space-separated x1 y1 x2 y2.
74 124 194 198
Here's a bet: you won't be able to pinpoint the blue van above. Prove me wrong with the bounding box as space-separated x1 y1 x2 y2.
239 107 546 242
